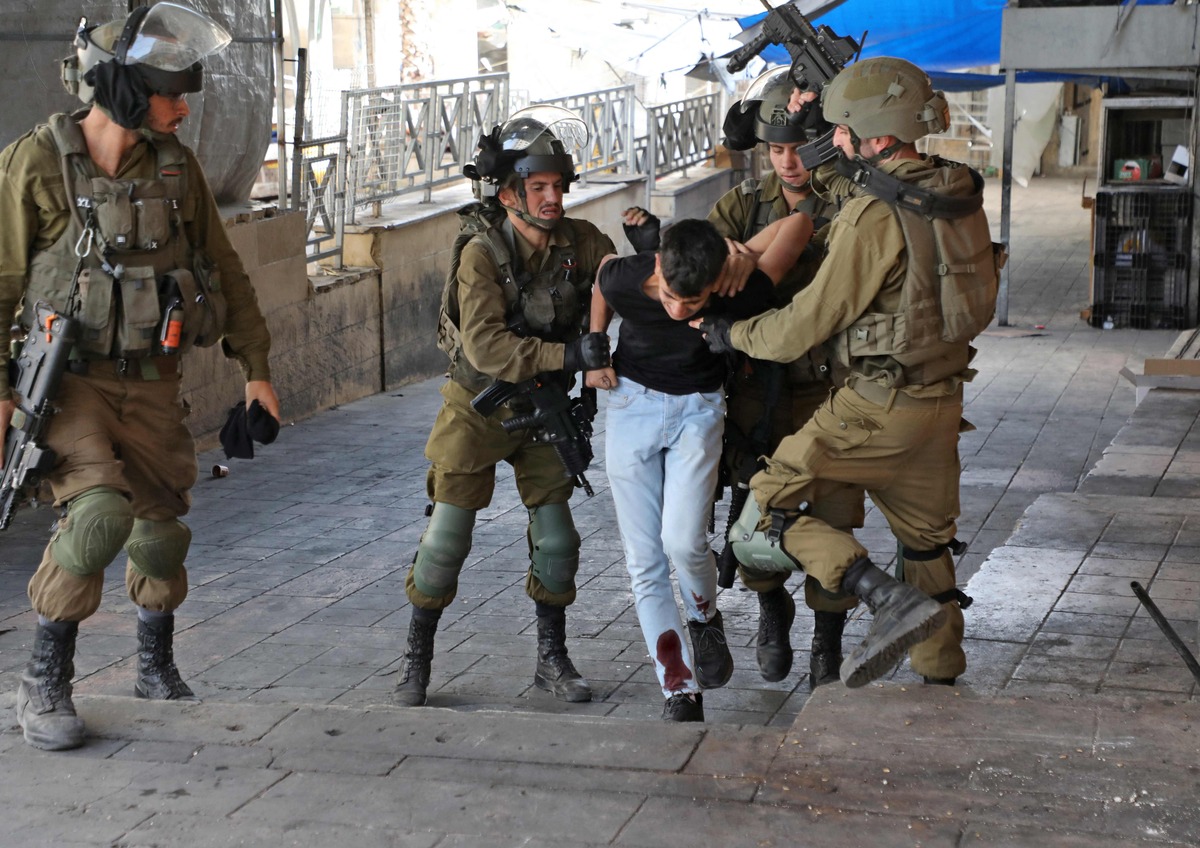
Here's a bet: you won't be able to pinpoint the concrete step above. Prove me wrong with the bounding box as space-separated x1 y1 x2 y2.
780 684 1200 847
3 686 1196 846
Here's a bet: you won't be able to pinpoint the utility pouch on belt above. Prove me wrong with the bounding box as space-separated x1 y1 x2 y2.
115 266 160 358
75 267 116 356
163 263 225 351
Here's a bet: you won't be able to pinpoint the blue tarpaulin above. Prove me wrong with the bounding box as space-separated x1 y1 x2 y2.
740 0 1175 90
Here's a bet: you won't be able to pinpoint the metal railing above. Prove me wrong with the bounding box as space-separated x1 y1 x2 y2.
288 50 345 262
536 85 638 181
342 74 510 222
642 93 722 209
294 138 344 262
288 69 724 266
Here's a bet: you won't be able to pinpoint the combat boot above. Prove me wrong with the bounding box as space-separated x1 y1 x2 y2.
755 587 795 682
534 610 592 702
839 558 946 688
394 609 439 707
16 621 86 751
135 615 199 701
809 610 846 688
685 609 734 689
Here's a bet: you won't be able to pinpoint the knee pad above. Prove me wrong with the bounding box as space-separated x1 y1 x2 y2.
50 487 134 578
411 503 475 601
728 496 801 576
126 518 192 581
527 503 580 595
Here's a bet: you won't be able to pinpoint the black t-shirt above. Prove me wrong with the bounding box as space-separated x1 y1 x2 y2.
600 252 773 394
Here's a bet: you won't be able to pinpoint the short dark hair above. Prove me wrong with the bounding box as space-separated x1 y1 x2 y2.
659 219 727 297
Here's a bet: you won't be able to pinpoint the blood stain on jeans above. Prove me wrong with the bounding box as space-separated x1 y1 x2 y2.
656 630 694 691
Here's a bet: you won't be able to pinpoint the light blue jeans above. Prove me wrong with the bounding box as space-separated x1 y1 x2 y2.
604 376 726 697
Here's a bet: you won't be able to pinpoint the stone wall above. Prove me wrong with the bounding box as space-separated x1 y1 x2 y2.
183 207 336 446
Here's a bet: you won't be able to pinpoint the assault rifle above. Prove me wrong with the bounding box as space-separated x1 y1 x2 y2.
2 303 79 531
726 0 861 91
472 375 598 497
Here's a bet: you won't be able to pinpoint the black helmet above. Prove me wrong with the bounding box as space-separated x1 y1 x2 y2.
723 66 827 151
465 105 587 198
62 3 231 128
744 66 811 144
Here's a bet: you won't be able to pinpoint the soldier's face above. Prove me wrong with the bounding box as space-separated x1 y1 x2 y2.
834 125 894 160
501 172 564 223
833 125 855 158
768 142 810 190
145 92 190 134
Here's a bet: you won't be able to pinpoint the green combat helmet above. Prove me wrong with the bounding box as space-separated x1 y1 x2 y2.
821 56 949 144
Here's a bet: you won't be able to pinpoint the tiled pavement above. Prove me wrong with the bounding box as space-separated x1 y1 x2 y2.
2 176 1199 845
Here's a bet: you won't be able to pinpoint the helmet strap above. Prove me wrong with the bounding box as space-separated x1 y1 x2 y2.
113 5 153 64
850 129 902 166
863 142 902 165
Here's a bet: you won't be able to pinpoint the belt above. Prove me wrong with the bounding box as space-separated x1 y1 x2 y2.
67 355 180 381
849 379 953 410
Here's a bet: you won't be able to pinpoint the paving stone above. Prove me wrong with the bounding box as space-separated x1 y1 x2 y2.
964 543 1086 642
242 771 643 842
75 695 296 744
1027 632 1120 661
119 813 441 848
7 803 154 846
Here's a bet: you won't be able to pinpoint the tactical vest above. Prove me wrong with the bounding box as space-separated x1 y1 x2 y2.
21 112 226 360
735 176 834 387
437 204 587 393
831 163 1001 389
738 175 834 246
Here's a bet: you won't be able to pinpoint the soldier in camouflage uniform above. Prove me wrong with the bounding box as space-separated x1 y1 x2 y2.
697 58 1002 688
394 106 616 707
0 4 278 750
708 66 864 688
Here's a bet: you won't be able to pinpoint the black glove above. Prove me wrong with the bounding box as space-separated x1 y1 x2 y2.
219 400 280 460
696 316 735 354
562 332 610 373
623 208 661 253
795 97 832 139
722 100 761 151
